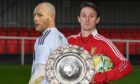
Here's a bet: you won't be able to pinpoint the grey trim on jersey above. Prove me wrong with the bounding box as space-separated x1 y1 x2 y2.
38 30 51 45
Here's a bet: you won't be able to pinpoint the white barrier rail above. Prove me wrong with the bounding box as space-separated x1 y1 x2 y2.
112 39 140 60
0 36 36 66
0 36 140 65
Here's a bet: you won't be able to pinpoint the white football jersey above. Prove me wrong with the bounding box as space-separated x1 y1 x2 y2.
32 27 68 84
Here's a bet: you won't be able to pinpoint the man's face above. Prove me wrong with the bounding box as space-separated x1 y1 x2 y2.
78 7 100 31
33 5 50 32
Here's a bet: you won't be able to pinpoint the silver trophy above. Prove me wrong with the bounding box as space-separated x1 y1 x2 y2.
45 45 94 84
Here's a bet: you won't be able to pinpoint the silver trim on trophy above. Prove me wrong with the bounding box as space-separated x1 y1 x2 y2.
45 45 94 84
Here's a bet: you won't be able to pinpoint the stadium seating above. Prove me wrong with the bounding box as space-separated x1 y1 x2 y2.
59 27 72 37
29 28 41 37
0 39 6 54
113 42 125 54
137 43 140 54
6 28 18 54
30 40 35 53
7 28 18 36
6 39 18 54
0 28 6 54
0 27 139 55
129 43 137 55
18 28 31 54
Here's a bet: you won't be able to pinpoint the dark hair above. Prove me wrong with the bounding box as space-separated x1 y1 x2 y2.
79 2 100 17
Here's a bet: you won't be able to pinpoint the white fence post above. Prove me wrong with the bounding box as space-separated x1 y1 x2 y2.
126 41 129 60
21 39 25 66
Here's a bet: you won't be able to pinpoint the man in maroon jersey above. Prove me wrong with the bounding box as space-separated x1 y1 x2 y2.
68 2 132 84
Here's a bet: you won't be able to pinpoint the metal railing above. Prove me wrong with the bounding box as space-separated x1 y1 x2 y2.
0 36 140 66
112 39 140 60
0 36 36 66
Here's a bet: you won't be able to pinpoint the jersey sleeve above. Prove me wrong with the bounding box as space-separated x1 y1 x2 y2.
92 39 132 83
36 31 68 64
35 32 54 65
35 44 51 64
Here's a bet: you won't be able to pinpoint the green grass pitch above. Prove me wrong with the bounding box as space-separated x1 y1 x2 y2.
0 65 139 84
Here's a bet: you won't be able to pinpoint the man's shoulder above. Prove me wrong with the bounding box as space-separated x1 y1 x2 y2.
68 33 80 39
36 30 51 45
67 34 80 44
95 33 113 46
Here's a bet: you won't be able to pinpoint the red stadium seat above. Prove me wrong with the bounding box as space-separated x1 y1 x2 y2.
59 27 72 37
29 28 41 37
6 39 18 54
18 29 29 36
100 33 110 39
136 43 140 55
98 28 109 34
18 29 31 54
129 43 137 55
131 28 140 34
133 34 140 40
110 34 122 39
19 40 31 54
0 28 6 54
109 28 121 34
120 28 131 34
0 40 6 54
0 28 6 36
113 42 125 54
7 28 18 36
30 40 35 53
71 28 80 35
122 34 134 40
4 28 18 54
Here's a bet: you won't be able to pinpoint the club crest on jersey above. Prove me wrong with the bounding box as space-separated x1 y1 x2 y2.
91 47 96 56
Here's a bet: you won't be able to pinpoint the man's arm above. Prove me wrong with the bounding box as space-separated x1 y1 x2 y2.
29 64 46 84
29 42 51 84
92 40 132 83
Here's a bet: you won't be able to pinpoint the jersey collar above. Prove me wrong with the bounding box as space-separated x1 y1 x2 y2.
91 29 98 37
79 28 98 38
42 27 56 35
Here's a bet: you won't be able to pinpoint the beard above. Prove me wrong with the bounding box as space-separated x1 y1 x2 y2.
35 19 50 32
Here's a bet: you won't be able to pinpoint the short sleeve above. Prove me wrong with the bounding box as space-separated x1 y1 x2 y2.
35 44 51 64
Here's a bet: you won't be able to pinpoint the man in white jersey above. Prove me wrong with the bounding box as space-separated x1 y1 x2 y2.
29 2 68 84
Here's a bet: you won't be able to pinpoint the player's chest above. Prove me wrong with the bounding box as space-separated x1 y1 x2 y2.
78 41 104 55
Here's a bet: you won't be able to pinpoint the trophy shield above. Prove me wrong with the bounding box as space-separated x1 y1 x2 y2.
45 45 94 84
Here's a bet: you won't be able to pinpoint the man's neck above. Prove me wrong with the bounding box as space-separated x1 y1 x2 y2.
47 22 55 28
81 29 96 37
